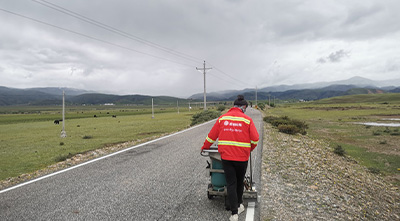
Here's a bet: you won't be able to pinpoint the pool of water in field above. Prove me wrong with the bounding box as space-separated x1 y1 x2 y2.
356 118 400 127
358 122 400 127
382 118 400 121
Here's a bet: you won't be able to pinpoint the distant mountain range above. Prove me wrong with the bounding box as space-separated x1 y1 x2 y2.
0 86 188 106
1 76 400 106
188 76 400 101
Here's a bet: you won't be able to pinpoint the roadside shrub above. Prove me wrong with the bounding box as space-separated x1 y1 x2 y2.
264 115 307 135
263 116 279 123
217 105 226 112
379 140 387 145
257 103 265 110
271 118 291 127
266 116 291 127
390 132 400 136
54 153 74 162
290 119 309 131
190 110 221 126
83 135 93 139
277 124 300 135
333 145 346 156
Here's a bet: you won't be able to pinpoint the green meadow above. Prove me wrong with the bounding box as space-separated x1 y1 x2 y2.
0 105 199 181
264 93 400 185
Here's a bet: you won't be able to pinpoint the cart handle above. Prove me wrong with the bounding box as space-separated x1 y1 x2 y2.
200 148 218 156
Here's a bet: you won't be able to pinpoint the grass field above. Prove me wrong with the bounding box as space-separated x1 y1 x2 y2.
0 105 202 180
264 93 400 185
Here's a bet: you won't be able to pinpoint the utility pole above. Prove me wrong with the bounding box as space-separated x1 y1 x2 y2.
269 94 271 106
60 90 67 138
196 61 212 110
152 98 154 119
255 86 258 108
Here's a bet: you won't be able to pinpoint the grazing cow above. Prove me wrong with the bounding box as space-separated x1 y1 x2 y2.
54 119 62 124
94 115 97 118
112 115 117 118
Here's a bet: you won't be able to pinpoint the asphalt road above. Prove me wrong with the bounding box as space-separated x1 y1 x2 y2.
0 108 263 221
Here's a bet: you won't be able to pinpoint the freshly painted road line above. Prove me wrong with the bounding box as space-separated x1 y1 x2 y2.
246 202 256 221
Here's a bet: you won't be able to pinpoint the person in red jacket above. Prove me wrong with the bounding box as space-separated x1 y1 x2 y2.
201 95 259 221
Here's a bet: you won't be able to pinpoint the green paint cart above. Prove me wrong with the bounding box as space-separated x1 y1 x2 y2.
201 143 257 210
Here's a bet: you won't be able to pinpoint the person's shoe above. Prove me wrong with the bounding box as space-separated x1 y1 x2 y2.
238 204 245 214
229 214 238 221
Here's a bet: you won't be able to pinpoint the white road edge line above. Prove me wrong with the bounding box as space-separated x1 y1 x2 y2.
245 202 256 221
0 119 216 194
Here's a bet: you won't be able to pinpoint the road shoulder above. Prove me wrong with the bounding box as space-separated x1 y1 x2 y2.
260 123 400 220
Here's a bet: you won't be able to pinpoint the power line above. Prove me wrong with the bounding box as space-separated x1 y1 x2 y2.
31 0 203 65
207 72 247 88
2 4 256 92
33 0 256 90
213 66 252 87
208 63 255 88
0 7 194 68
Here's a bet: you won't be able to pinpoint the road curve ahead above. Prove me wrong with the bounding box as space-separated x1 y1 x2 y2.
0 108 263 221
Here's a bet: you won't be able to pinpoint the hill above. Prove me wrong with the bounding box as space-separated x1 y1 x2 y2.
189 76 400 101
313 93 400 104
28 87 92 96
195 87 400 102
69 93 190 105
0 86 193 106
2 76 400 105
0 86 60 106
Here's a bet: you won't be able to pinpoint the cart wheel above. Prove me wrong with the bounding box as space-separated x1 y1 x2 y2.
207 191 213 199
207 184 213 199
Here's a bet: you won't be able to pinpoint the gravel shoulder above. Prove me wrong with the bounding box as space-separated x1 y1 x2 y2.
260 123 400 220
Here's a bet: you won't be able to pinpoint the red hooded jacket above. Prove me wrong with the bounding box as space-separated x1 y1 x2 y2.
201 107 259 161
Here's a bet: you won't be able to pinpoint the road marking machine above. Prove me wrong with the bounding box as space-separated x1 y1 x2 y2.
201 143 257 210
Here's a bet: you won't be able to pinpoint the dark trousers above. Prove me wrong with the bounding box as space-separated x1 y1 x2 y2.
222 159 248 215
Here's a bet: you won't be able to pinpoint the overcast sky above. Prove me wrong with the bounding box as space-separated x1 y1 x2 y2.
1 0 400 97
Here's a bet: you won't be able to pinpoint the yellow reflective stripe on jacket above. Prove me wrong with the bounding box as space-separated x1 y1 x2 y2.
219 116 250 125
206 136 216 143
218 140 251 148
251 140 258 145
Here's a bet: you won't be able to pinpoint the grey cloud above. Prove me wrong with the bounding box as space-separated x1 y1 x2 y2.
317 50 350 63
328 50 350 62
344 3 382 26
1 0 400 97
317 58 326 64
385 59 400 72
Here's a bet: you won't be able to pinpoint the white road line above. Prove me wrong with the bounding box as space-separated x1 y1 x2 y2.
0 120 215 194
245 202 256 221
